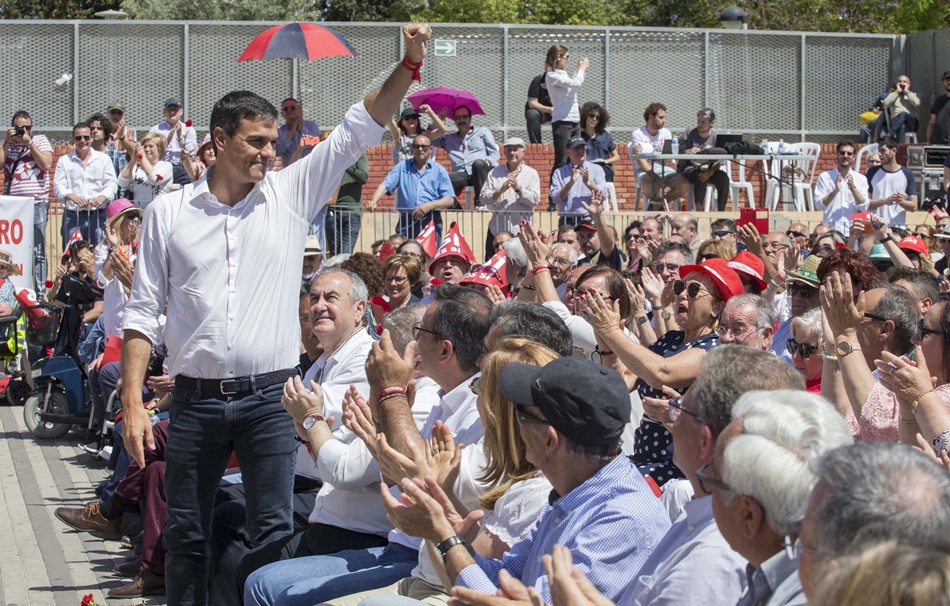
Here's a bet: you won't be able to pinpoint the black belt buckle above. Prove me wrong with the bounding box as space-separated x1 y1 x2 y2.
219 379 242 395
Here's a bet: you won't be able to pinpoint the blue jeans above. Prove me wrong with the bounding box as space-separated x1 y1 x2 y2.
325 208 362 256
33 202 47 296
164 382 297 605
62 208 106 247
396 211 442 242
243 543 418 606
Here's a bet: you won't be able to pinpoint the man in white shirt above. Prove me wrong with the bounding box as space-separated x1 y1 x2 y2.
629 103 688 207
242 284 493 605
120 24 433 605
866 137 918 227
53 121 118 246
149 96 198 184
814 141 869 234
480 137 540 261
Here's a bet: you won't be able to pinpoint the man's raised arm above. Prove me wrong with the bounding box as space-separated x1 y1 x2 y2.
364 25 432 127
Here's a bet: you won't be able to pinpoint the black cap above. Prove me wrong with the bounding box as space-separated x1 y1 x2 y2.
164 97 182 108
576 216 597 231
567 136 587 148
943 70 950 80
400 107 421 119
500 358 630 447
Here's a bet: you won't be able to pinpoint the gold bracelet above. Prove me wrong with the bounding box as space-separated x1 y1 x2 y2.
911 389 936 410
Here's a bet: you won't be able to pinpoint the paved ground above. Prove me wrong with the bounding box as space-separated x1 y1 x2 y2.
0 404 165 606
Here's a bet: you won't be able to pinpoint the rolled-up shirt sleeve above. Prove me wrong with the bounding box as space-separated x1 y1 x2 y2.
123 198 169 345
315 432 381 491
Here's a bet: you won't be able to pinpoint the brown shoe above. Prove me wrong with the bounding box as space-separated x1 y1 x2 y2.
113 556 143 578
108 566 165 598
54 501 123 540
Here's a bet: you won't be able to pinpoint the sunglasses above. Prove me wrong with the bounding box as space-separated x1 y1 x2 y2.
697 253 720 262
468 377 481 395
787 283 816 298
918 318 942 339
673 280 710 298
281 105 298 111
786 338 817 359
711 230 735 238
786 230 806 238
515 409 550 427
384 275 409 285
74 135 91 141
588 114 601 121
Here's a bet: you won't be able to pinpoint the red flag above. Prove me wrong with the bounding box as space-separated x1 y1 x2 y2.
460 248 509 291
63 228 82 256
415 220 438 259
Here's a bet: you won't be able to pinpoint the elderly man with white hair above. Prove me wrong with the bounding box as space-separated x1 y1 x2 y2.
716 294 776 351
547 241 578 299
706 391 853 606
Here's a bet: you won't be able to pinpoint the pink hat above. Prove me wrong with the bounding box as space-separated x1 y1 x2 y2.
106 198 141 229
679 258 745 302
728 251 767 290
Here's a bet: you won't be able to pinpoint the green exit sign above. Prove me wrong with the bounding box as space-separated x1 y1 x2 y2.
433 40 457 56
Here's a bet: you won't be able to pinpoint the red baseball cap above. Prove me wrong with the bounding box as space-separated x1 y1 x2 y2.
897 235 928 255
678 258 744 301
728 251 767 291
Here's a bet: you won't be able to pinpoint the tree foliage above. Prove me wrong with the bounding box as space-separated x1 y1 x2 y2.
1 0 120 19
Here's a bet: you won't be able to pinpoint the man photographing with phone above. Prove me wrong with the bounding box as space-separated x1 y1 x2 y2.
1 111 54 296
883 74 920 143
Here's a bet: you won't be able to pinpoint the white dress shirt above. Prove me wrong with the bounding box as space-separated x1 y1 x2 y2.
124 101 384 379
813 168 869 233
53 150 118 210
545 68 585 123
150 121 198 165
94 243 133 338
481 163 541 236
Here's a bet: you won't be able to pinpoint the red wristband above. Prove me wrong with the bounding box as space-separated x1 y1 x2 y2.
595 346 614 356
400 55 423 83
376 386 407 401
531 266 550 275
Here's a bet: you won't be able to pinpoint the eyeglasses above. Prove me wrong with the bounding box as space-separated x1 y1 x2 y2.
412 322 443 341
764 241 788 250
787 230 807 239
711 230 735 238
281 105 297 112
873 261 893 272
786 338 818 359
74 135 91 141
411 144 431 150
717 324 758 340
837 151 855 156
588 114 601 121
695 462 732 493
668 396 703 423
673 280 711 299
384 275 409 285
787 283 816 298
697 253 720 263
918 318 943 339
864 312 888 324
468 377 481 395
653 263 680 273
515 409 551 427
546 256 572 267
784 535 826 560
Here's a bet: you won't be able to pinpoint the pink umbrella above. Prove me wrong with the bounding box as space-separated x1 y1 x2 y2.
405 87 485 117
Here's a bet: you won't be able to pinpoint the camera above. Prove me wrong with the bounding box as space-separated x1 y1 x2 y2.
14 126 26 137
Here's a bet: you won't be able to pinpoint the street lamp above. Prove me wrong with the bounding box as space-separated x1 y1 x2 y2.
719 6 749 30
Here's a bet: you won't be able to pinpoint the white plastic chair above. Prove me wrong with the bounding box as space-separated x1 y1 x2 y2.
854 143 878 174
604 182 618 212
767 142 820 212
637 172 671 212
726 159 755 210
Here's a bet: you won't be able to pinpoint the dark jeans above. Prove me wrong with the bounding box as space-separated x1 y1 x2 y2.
325 208 362 256
550 121 578 208
396 211 442 242
449 159 492 207
89 360 122 433
62 208 106 247
889 112 920 143
172 163 192 186
164 381 297 606
33 202 47 297
680 165 731 211
526 108 552 144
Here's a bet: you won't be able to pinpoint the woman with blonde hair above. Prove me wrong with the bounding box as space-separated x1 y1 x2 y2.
696 238 734 262
811 540 950 606
338 337 558 606
117 132 172 208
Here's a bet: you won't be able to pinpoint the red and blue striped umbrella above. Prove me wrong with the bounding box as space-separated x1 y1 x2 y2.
238 22 357 62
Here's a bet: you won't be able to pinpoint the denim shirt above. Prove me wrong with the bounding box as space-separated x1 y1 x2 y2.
434 126 499 174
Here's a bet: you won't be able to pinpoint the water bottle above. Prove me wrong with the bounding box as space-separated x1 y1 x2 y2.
671 138 679 155
778 139 786 154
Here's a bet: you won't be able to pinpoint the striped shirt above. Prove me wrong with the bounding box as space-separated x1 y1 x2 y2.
455 455 671 603
3 134 52 201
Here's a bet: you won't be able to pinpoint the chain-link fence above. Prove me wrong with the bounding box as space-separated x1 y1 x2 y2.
0 21 899 146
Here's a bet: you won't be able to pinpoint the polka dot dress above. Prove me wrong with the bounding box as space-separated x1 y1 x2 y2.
630 331 719 486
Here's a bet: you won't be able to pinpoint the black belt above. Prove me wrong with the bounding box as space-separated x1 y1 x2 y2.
175 368 298 398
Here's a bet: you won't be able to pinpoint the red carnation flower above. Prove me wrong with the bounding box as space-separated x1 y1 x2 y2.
185 119 193 127
45 280 53 288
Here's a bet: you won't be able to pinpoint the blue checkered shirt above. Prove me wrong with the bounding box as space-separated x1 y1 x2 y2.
104 144 127 197
455 456 671 603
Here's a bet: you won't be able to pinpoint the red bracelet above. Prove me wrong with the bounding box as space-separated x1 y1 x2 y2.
400 55 423 83
531 266 550 275
376 386 407 401
377 392 407 405
595 346 614 356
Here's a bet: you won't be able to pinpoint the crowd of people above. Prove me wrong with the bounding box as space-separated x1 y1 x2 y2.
1 22 950 606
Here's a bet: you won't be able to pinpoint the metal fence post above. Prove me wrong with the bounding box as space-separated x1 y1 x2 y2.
183 23 190 118
503 25 509 141
800 34 807 142
73 22 80 125
605 28 610 110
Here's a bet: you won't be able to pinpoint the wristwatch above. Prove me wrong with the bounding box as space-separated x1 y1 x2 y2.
661 310 673 320
636 315 649 326
436 535 467 561
834 341 861 358
302 414 326 430
879 235 893 244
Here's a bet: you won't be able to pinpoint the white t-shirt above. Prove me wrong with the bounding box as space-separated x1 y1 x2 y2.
629 126 673 176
